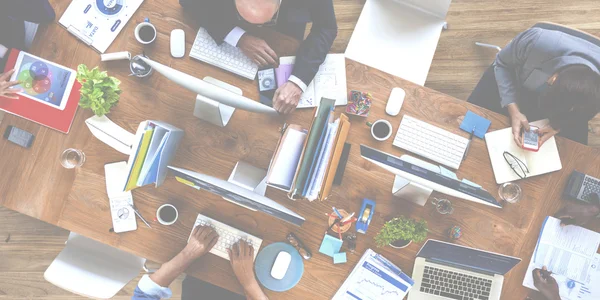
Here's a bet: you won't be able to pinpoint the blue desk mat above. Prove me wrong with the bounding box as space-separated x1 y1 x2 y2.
254 242 304 292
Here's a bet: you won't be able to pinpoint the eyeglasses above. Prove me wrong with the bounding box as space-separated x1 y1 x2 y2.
286 233 312 260
236 0 281 27
503 151 529 179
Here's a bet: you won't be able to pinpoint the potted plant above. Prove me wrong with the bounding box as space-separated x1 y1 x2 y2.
375 216 428 249
76 64 122 116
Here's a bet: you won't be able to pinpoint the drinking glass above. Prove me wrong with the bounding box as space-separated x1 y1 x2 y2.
431 198 454 215
498 182 522 204
60 148 86 169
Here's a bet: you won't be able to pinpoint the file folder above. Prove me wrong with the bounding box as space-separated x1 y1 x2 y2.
123 120 184 191
266 98 351 201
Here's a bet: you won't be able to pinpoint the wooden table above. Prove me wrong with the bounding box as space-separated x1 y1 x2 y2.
1 1 599 299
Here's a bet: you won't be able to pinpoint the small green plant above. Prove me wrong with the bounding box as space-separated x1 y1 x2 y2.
375 216 428 247
76 64 122 116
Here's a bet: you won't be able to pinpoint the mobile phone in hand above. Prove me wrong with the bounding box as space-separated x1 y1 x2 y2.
3 126 34 148
522 125 540 152
257 67 277 107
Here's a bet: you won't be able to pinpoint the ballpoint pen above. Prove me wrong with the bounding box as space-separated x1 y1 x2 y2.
129 204 152 229
462 127 475 161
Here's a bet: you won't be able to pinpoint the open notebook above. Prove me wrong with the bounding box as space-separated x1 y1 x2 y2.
485 120 562 184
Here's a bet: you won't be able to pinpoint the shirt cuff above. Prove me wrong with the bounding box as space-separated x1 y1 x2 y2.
288 75 308 93
224 27 246 47
138 275 172 299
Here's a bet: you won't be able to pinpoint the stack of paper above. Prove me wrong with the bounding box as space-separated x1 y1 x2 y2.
332 249 414 300
523 216 600 300
122 120 184 191
266 127 307 191
275 54 348 108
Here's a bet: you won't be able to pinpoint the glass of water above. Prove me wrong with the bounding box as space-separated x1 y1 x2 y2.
498 182 522 204
431 198 454 215
60 148 86 169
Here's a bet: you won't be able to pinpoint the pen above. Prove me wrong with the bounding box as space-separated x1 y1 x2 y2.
462 127 475 162
129 204 152 229
332 207 343 219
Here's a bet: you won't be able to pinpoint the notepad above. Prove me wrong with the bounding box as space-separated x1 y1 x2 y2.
485 119 562 184
319 234 343 258
460 110 491 139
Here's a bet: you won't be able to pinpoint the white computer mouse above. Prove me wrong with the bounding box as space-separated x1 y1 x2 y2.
386 87 406 116
271 251 292 280
170 29 185 58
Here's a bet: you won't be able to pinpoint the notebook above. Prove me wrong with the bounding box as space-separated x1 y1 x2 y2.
522 216 600 300
332 249 414 300
485 120 562 184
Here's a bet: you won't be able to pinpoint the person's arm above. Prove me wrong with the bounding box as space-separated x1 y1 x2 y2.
131 226 219 300
179 0 239 46
0 0 55 24
494 28 542 108
290 0 338 88
532 267 561 300
228 240 269 300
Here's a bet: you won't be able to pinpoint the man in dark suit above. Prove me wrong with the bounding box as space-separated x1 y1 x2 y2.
180 0 338 114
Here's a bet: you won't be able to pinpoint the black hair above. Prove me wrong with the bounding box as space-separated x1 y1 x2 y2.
540 65 600 129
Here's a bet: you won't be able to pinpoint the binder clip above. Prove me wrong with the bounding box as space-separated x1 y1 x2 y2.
356 198 375 234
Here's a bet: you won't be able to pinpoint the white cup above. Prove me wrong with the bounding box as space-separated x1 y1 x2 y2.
369 119 393 141
134 20 157 45
156 204 178 225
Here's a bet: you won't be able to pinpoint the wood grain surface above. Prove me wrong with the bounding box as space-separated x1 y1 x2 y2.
1 1 600 300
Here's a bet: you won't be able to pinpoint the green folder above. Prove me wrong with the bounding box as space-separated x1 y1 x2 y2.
291 97 335 198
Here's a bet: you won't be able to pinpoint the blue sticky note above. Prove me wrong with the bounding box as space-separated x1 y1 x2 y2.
460 110 491 139
439 166 458 180
461 178 482 189
318 234 343 258
333 252 347 264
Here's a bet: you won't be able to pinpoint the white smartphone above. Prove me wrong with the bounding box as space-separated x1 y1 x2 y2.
522 125 540 152
9 52 76 110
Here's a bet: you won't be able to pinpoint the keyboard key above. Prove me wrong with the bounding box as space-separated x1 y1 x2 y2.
440 291 462 299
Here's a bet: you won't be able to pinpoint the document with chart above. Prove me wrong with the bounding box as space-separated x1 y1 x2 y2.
332 249 414 300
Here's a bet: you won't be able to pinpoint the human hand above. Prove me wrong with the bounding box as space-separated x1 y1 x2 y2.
532 267 560 300
509 107 530 147
273 81 302 114
238 34 278 67
554 195 600 227
0 70 22 100
228 240 259 290
537 125 560 148
182 225 219 261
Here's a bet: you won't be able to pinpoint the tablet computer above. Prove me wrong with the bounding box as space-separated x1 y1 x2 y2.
10 52 76 111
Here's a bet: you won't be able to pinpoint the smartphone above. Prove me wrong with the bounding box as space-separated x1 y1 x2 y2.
522 125 540 152
257 68 277 107
3 126 35 148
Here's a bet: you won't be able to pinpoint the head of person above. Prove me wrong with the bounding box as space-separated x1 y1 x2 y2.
540 65 600 130
235 0 281 25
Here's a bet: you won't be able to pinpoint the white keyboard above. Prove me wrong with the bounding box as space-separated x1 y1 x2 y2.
189 28 258 80
393 115 469 170
188 214 263 261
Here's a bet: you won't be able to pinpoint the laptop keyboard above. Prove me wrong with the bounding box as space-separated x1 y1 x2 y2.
420 266 492 300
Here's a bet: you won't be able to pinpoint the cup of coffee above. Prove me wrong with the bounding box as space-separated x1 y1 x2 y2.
135 18 157 45
156 204 178 225
368 119 393 141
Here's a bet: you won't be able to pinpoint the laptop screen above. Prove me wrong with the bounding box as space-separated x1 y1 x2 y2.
417 240 521 275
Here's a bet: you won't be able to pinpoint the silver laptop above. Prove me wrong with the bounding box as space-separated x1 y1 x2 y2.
409 240 521 300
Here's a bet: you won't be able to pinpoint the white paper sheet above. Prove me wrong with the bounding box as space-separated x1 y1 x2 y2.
267 129 307 190
105 162 137 233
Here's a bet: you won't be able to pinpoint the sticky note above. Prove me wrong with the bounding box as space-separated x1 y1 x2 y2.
460 110 492 139
333 252 347 264
439 166 458 180
319 234 343 258
461 178 482 189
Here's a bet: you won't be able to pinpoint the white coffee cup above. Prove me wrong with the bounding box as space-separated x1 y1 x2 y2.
369 119 393 141
134 19 157 45
156 204 178 225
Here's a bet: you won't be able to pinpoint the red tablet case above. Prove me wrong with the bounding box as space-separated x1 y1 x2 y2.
0 49 80 134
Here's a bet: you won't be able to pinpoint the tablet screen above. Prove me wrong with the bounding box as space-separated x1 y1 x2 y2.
12 53 75 110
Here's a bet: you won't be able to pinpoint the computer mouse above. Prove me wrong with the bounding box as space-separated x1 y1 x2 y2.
270 251 291 280
386 87 406 116
170 29 185 58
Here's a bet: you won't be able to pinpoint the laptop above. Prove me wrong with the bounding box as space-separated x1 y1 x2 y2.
409 240 521 300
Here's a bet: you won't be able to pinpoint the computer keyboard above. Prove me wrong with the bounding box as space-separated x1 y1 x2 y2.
188 214 263 261
393 115 469 170
421 266 492 300
189 28 258 80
